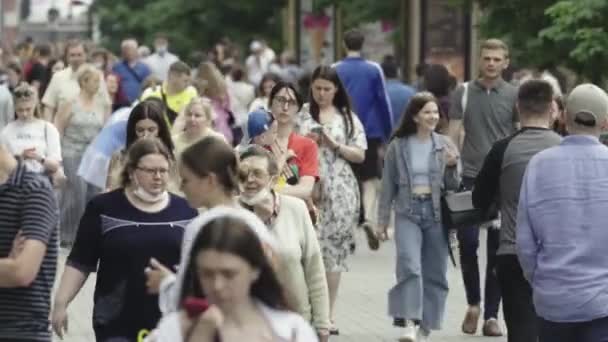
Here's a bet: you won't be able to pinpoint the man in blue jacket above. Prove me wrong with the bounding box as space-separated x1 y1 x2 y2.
334 28 393 230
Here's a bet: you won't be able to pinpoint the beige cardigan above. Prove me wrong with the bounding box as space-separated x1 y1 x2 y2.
272 194 330 331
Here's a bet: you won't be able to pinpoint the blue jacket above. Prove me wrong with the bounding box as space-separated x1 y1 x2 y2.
517 135 608 322
112 60 151 104
386 79 415 125
335 57 393 141
377 132 461 227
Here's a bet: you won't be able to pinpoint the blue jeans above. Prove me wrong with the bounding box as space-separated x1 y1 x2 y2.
539 315 608 342
389 196 449 330
456 176 501 320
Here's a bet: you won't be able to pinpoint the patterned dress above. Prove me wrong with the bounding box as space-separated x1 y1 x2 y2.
298 109 367 272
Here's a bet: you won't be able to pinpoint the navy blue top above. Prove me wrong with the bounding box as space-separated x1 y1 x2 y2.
67 189 197 341
112 61 151 104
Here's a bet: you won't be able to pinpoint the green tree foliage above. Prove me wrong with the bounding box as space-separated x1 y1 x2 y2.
93 0 287 59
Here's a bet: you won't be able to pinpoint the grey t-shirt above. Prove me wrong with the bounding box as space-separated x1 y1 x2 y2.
473 128 562 255
449 79 518 178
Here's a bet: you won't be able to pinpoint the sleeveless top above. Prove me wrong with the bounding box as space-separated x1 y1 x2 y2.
62 98 105 158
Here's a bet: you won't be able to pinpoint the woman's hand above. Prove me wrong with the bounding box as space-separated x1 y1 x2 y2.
444 148 459 167
376 224 389 242
145 258 173 295
51 302 69 339
320 129 339 150
182 306 224 342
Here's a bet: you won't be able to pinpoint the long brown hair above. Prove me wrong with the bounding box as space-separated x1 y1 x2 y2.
120 138 172 188
309 65 355 138
391 92 438 140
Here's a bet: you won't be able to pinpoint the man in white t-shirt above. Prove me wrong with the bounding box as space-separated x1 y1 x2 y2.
246 40 275 87
144 33 180 81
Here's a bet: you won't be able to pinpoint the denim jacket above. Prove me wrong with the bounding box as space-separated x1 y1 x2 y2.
377 132 461 226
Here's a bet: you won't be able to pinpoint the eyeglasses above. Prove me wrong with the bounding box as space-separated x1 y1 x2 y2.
137 166 170 177
237 167 268 182
273 96 298 108
14 89 34 99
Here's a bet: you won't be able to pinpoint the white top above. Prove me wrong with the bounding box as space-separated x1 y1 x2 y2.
227 79 255 126
0 84 13 131
246 52 273 87
0 119 62 173
146 300 318 342
144 52 180 81
249 97 269 112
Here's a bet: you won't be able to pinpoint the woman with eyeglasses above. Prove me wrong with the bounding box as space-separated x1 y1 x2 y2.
267 82 319 206
51 138 198 342
297 66 367 335
106 98 175 190
0 83 62 176
54 64 108 248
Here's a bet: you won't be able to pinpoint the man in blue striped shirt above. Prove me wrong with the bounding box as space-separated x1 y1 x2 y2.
0 143 59 342
517 84 608 341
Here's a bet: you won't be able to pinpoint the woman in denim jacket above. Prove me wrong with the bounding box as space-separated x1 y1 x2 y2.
376 92 461 342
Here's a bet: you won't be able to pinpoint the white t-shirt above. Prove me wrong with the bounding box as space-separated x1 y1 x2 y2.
0 119 62 173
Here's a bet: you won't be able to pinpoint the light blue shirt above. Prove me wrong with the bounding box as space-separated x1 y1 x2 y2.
517 135 608 322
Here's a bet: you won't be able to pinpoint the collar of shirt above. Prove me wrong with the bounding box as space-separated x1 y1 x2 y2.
473 78 507 93
240 190 281 228
561 134 601 146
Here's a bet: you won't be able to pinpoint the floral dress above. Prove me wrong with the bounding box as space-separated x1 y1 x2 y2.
298 110 367 272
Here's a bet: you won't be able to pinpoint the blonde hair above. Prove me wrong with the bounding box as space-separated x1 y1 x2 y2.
196 62 227 100
76 64 100 87
480 38 510 58
185 97 215 122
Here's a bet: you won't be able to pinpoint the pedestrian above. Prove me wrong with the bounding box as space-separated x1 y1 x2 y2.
298 66 367 335
249 72 282 112
246 40 274 87
141 61 198 128
238 145 331 341
377 92 460 342
172 97 226 157
473 80 561 342
112 38 152 104
227 64 255 138
0 142 59 342
26 43 53 97
51 138 197 341
447 38 518 337
196 62 235 144
146 207 318 342
381 55 415 126
517 84 608 342
43 39 111 122
334 28 393 234
54 64 107 247
144 33 180 82
0 84 63 176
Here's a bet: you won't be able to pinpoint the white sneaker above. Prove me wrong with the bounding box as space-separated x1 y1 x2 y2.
398 320 418 342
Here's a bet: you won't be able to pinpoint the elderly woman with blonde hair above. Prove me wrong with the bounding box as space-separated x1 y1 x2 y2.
54 63 108 247
172 97 226 156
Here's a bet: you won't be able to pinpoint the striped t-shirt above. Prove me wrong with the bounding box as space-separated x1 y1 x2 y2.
0 162 59 342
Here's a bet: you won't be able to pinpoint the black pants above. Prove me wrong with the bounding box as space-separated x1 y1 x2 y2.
539 315 608 342
496 254 538 342
456 176 501 320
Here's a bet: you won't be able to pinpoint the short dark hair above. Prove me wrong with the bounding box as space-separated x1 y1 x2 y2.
343 29 364 51
181 136 239 194
268 81 303 112
517 80 554 117
169 61 191 75
239 145 279 176
381 55 398 79
34 43 52 57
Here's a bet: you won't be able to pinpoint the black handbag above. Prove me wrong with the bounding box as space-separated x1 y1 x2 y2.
441 190 498 230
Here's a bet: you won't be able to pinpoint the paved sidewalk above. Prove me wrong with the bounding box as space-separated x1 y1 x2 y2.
54 229 506 342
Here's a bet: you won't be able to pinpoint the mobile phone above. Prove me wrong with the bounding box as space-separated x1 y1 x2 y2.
310 126 323 135
183 297 210 318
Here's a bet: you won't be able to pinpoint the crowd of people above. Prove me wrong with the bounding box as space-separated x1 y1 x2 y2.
0 24 606 342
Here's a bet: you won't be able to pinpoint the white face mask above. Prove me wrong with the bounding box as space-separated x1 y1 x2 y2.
155 45 168 54
94 62 104 70
240 186 271 206
132 177 168 204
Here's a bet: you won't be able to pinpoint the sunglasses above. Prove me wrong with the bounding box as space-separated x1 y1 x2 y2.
14 89 34 99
